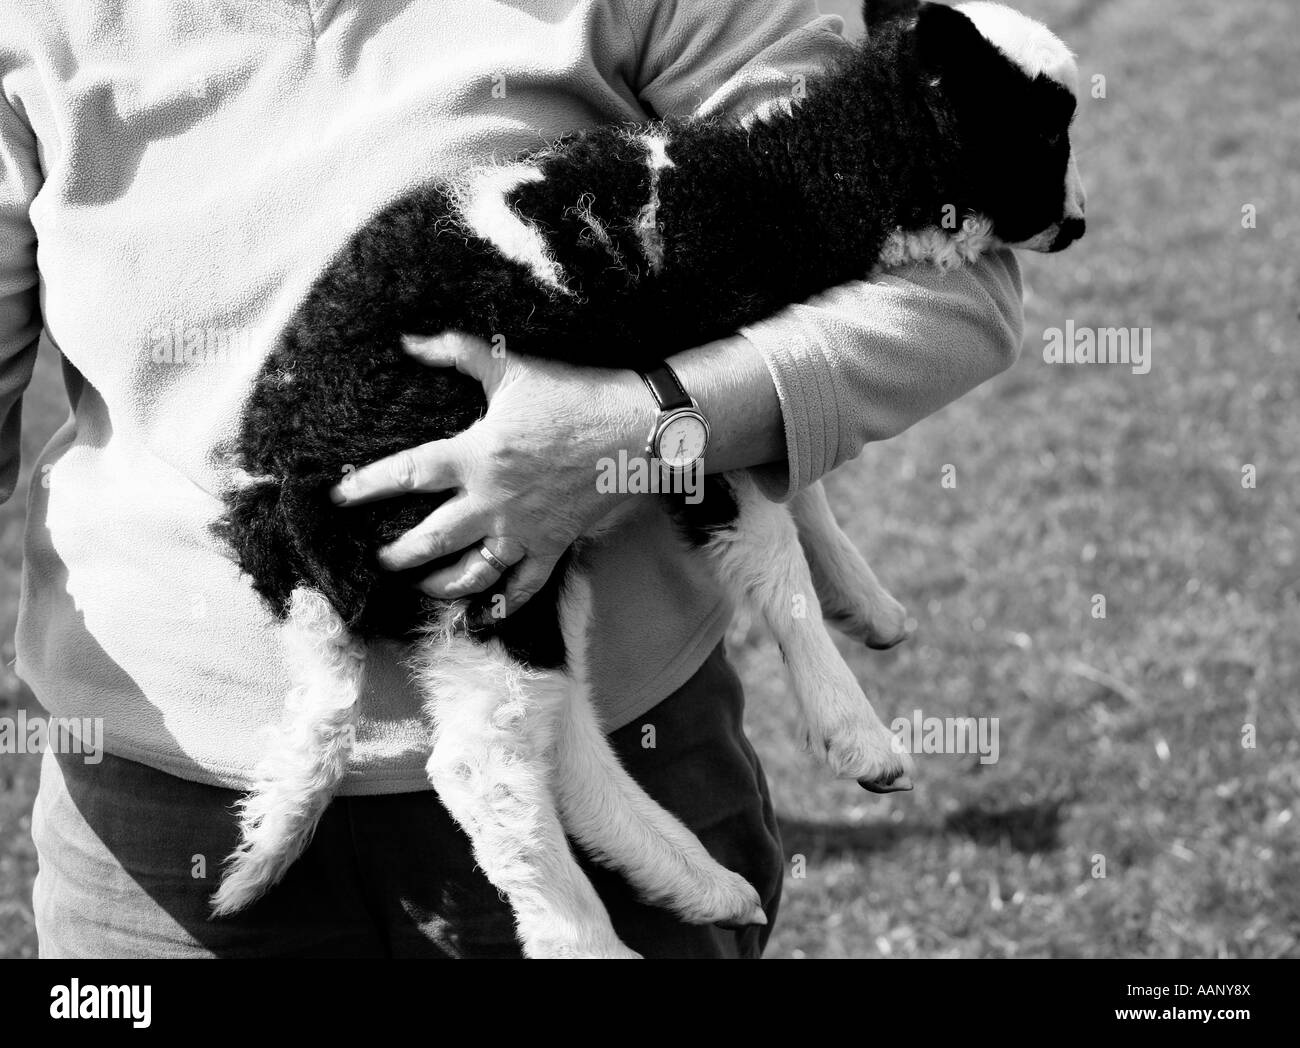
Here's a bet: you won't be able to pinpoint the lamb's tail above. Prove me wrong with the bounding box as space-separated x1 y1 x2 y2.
210 586 367 916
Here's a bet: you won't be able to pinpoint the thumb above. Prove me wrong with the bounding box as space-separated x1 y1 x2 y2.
403 331 507 395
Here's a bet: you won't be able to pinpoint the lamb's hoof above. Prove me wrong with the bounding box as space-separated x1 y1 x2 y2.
864 623 911 651
666 865 765 928
821 714 915 786
859 771 914 794
825 593 910 650
715 904 769 931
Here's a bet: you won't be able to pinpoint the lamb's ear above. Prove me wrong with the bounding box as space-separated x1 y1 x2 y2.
913 2 989 73
862 0 920 34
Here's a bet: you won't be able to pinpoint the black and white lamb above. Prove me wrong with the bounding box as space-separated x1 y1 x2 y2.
210 0 1085 958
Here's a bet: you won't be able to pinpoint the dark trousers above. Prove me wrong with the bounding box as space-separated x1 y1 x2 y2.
32 644 784 958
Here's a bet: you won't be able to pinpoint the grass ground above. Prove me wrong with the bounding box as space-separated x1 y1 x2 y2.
2 0 1297 958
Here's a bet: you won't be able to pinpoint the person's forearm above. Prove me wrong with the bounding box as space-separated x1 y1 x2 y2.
593 334 786 477
737 251 1025 499
667 335 784 474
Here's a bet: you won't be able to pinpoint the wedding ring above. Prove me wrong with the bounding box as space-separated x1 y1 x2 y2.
478 544 510 574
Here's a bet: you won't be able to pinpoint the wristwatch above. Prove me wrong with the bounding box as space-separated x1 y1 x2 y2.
638 362 710 472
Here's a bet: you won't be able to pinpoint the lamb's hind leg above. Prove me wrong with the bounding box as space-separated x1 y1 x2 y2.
789 480 909 650
705 473 914 793
212 586 367 915
551 575 766 927
412 611 638 959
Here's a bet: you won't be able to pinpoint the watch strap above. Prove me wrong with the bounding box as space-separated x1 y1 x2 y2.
639 362 692 411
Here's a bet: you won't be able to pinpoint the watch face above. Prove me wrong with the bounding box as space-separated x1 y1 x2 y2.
657 412 708 469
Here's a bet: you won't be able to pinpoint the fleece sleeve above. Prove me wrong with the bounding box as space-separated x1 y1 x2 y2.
623 0 1025 500
0 89 42 506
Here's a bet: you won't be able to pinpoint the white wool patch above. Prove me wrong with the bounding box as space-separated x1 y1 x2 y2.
449 162 570 292
227 466 278 491
635 132 674 273
879 214 997 270
212 587 366 915
410 604 635 957
641 132 674 173
956 2 1079 95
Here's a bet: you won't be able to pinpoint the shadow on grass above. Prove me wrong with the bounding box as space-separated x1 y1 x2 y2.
941 796 1072 854
779 795 1072 859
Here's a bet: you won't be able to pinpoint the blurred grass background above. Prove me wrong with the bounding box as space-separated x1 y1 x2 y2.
2 0 1297 958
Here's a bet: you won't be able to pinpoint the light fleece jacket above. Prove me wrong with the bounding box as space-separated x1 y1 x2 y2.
0 0 1023 793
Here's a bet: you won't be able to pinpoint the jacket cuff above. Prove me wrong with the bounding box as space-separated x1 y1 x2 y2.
738 307 839 502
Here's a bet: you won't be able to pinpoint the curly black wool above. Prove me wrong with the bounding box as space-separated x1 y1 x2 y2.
214 1 1079 666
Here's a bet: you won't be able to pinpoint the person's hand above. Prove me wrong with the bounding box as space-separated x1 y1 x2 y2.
329 332 652 615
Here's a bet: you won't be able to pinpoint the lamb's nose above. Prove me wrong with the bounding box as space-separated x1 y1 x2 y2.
1051 216 1086 251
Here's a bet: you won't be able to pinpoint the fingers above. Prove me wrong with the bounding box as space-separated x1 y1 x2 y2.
496 555 559 618
414 548 558 617
403 332 505 393
332 332 506 507
413 537 522 600
331 435 464 507
376 494 483 571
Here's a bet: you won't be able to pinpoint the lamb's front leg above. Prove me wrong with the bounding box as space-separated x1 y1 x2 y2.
703 474 914 793
789 480 909 649
411 621 638 959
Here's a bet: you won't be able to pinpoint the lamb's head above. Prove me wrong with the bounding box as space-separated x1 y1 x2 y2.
870 0 1087 252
